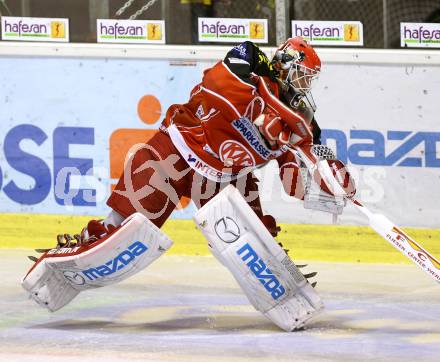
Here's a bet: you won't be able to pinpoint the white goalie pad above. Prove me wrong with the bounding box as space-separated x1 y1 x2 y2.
194 185 324 331
22 212 173 312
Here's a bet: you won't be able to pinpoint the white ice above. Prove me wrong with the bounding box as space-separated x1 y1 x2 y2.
1 250 439 362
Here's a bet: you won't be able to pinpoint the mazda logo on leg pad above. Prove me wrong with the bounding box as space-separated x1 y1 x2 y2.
214 217 240 243
63 270 86 286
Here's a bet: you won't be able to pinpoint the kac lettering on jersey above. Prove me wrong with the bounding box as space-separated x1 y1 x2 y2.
322 129 440 167
232 118 271 159
82 241 148 281
237 243 286 300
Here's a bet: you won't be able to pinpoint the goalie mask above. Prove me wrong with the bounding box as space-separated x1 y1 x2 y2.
273 37 321 97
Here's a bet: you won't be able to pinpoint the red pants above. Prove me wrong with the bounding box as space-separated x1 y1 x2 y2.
107 131 279 235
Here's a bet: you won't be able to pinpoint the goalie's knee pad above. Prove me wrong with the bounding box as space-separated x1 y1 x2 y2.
194 185 324 331
22 212 173 312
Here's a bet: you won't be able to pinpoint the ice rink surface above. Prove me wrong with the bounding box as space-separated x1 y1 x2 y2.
1 249 439 362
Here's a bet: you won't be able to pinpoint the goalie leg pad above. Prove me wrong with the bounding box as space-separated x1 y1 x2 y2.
194 185 324 331
22 212 173 312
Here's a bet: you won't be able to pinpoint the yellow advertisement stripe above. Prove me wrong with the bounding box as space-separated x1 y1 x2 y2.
1 214 440 264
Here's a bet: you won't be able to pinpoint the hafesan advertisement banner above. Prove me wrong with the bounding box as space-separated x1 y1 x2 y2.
401 22 440 48
96 19 165 44
291 20 363 46
1 16 69 42
198 18 268 43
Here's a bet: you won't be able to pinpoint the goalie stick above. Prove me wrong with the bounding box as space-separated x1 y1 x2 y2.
294 145 440 284
350 198 440 283
347 198 440 283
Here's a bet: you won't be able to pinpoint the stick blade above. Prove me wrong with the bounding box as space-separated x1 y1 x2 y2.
368 211 440 283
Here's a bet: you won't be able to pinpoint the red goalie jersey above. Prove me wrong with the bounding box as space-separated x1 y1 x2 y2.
161 41 321 197
108 40 325 228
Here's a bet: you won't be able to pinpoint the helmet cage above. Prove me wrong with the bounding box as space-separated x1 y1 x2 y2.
284 62 320 95
275 39 321 95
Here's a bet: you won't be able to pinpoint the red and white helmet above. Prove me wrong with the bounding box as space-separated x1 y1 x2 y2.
273 37 321 95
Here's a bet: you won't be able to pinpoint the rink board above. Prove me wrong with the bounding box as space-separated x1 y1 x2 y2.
0 43 439 227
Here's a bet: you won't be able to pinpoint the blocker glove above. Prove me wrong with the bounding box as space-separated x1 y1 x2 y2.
254 111 306 149
253 110 292 149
